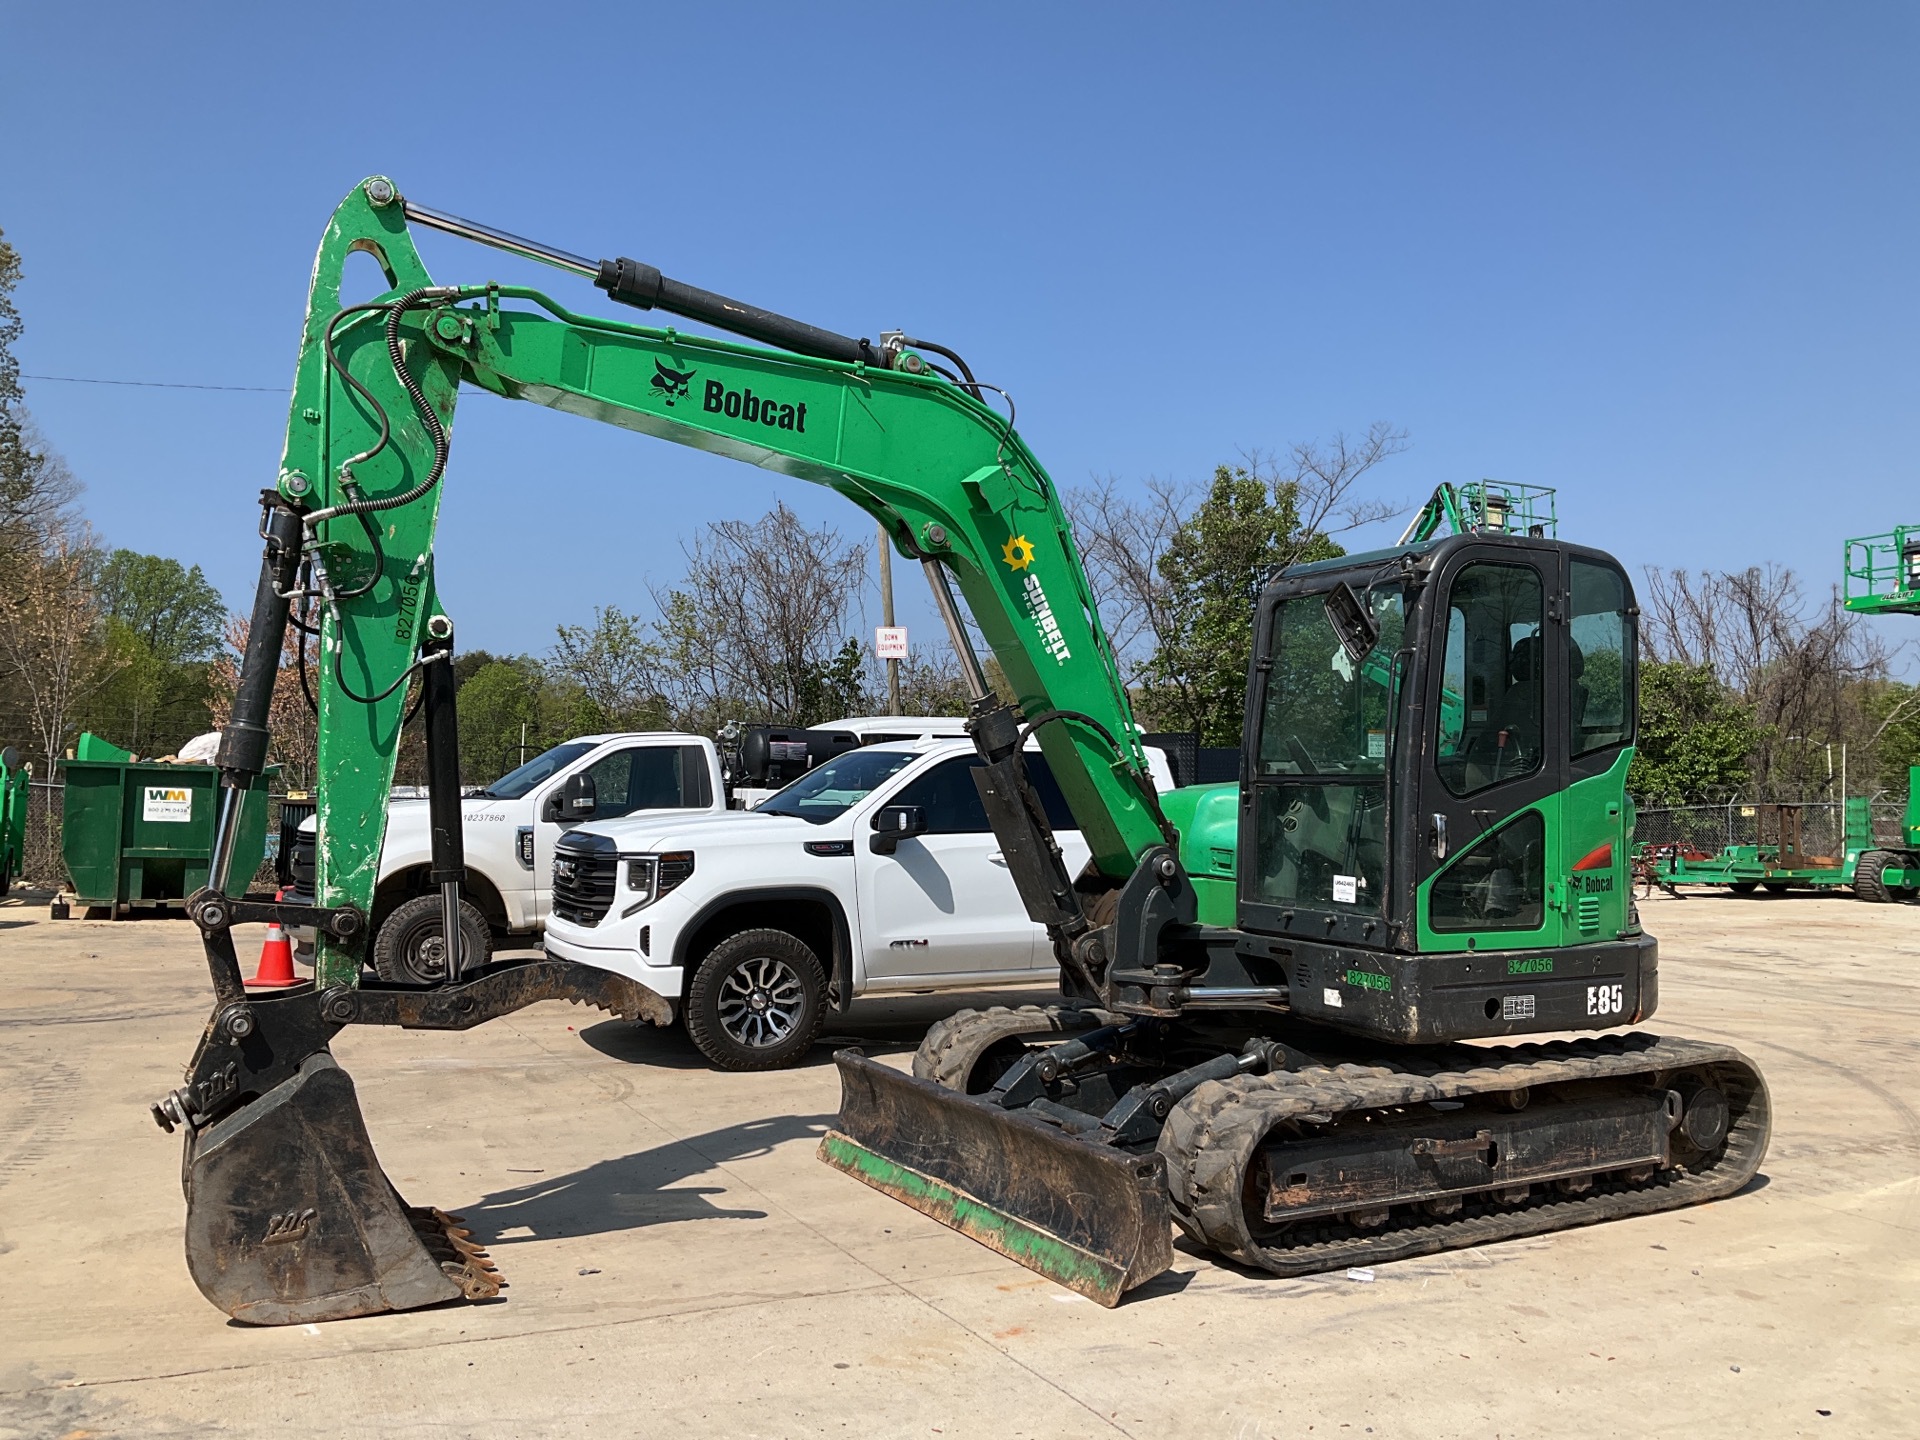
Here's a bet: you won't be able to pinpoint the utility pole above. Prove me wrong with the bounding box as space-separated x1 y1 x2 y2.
878 521 901 715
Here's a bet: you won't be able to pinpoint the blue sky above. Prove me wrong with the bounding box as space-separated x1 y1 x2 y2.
4 3 1915 666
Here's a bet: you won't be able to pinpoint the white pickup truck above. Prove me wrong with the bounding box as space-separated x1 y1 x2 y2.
543 737 1175 1070
288 732 728 981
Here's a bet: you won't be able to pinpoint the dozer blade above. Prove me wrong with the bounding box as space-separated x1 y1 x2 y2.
183 1052 501 1325
821 1050 1172 1306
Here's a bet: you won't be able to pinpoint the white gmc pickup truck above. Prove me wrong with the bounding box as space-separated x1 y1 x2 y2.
543 737 1175 1070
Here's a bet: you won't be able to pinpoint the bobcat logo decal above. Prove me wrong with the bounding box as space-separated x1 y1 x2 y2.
651 360 697 406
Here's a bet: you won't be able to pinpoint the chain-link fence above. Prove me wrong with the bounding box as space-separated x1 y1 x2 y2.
1634 800 1911 859
18 780 286 895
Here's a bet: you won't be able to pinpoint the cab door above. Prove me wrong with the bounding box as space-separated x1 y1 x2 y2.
1414 545 1569 952
856 755 1040 981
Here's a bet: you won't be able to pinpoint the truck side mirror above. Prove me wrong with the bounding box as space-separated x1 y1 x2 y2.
869 805 928 855
561 772 598 820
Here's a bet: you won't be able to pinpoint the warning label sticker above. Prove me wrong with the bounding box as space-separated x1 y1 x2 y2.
142 787 193 823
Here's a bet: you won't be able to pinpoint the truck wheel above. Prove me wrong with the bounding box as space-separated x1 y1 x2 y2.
684 929 826 1071
1853 851 1894 903
371 893 493 985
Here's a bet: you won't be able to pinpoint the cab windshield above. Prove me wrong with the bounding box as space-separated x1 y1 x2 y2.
1258 584 1407 777
1250 582 1406 916
471 741 595 800
755 749 919 825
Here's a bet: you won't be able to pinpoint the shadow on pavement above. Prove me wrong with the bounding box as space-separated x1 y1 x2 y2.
577 984 1059 1073
462 1112 834 1244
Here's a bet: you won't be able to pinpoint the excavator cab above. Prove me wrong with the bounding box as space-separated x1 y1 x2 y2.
1239 530 1651 1043
828 504 1765 1307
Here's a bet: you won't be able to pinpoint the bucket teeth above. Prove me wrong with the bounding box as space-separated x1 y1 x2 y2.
408 1204 506 1299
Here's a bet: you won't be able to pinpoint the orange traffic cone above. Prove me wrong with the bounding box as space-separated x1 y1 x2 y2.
246 922 300 989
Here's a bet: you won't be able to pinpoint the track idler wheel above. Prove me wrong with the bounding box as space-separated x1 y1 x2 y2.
182 1052 501 1324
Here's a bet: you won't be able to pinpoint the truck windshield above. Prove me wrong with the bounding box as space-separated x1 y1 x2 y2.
755 750 919 825
473 742 596 800
1249 581 1406 916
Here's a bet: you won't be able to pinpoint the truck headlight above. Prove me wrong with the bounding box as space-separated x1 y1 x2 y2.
622 851 694 913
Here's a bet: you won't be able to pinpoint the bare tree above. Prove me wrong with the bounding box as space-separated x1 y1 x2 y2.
0 529 123 772
652 501 871 726
1067 428 1407 735
1067 473 1193 684
1641 564 1908 799
207 614 321 790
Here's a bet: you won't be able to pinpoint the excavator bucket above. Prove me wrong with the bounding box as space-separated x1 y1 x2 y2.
821 1051 1173 1306
182 1053 501 1325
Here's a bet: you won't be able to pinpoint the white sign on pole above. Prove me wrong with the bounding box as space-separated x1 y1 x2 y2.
875 626 909 660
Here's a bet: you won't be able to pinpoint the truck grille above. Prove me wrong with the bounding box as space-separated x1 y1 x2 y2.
552 834 618 925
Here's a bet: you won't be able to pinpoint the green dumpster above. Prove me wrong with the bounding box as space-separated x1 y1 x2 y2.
0 745 28 895
59 733 277 917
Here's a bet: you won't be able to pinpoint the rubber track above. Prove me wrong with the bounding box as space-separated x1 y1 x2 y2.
914 1004 1118 1090
1159 1031 1770 1276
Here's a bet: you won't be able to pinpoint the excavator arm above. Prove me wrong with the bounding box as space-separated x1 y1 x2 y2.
262 178 1168 992
169 177 1186 1323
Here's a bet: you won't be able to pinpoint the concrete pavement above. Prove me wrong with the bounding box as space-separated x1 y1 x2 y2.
1 890 1915 1438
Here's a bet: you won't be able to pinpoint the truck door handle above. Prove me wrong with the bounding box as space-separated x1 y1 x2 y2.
988 851 1009 866
1429 814 1449 861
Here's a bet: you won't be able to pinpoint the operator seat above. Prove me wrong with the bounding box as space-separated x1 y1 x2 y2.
1488 634 1542 769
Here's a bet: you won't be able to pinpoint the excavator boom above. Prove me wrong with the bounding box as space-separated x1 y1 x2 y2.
172 177 1169 1322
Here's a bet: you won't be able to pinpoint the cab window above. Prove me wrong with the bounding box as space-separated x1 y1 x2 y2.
1569 561 1632 757
887 753 1082 836
581 745 710 819
1430 811 1546 932
1436 563 1544 797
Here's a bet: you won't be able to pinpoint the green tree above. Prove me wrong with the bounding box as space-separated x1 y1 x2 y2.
1628 661 1768 805
1138 465 1345 742
549 606 670 731
457 659 545 781
94 550 225 662
83 550 228 753
791 638 870 727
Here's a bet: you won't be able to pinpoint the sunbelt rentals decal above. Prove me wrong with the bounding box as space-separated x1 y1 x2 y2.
1001 534 1071 664
143 786 193 823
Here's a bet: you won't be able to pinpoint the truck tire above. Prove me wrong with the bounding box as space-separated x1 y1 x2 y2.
371 893 493 985
684 928 826 1071
1727 882 1759 895
1853 851 1895 903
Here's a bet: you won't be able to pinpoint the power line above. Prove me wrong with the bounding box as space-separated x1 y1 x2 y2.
21 372 280 394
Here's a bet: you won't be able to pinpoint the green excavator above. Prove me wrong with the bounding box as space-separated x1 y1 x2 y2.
163 177 1768 1324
